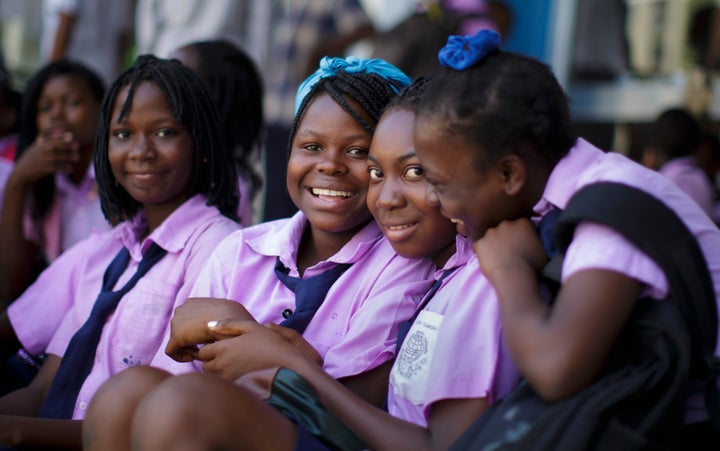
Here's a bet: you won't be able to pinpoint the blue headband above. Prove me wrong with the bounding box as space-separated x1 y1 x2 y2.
294 56 411 115
438 29 500 71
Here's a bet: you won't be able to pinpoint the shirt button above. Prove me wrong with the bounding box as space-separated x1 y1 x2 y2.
282 308 293 318
79 401 88 410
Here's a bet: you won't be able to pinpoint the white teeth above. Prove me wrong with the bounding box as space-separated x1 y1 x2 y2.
387 224 412 231
450 218 464 224
312 188 353 198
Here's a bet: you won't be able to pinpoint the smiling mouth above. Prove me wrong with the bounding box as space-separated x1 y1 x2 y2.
311 188 355 199
386 223 416 231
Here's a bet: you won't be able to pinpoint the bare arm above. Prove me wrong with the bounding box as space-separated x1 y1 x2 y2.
49 12 76 61
474 218 640 401
0 133 79 300
213 320 490 450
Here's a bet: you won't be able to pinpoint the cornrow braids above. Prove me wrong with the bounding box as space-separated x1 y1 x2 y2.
95 54 239 224
16 59 105 224
384 76 431 114
287 70 405 156
418 51 576 171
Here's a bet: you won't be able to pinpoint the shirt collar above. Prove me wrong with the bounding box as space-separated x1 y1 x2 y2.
117 194 219 259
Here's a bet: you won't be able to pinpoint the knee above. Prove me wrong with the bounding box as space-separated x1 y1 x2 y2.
84 366 171 450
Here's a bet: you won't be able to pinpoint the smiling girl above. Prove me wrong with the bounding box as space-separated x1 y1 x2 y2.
0 54 240 449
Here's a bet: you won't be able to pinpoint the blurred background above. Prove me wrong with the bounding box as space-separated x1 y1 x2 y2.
2 0 719 197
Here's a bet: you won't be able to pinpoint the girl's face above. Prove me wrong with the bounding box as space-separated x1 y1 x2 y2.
287 92 373 236
367 110 456 261
108 81 195 216
36 74 100 147
413 114 509 241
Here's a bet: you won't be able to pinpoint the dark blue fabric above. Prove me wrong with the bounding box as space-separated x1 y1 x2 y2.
538 207 562 258
38 242 167 419
274 257 352 334
395 267 457 354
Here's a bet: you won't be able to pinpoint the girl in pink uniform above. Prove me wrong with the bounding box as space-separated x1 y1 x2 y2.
0 60 109 302
81 77 519 450
410 30 720 448
0 55 240 449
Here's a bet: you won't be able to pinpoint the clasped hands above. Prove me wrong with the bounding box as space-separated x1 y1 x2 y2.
165 297 322 381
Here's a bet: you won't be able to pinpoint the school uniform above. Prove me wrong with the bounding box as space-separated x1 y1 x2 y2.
659 155 716 221
22 165 110 262
534 138 720 424
152 211 437 380
388 235 520 427
10 194 239 419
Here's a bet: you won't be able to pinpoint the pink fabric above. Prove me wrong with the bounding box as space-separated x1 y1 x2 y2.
388 235 519 426
236 173 253 227
22 165 110 262
659 156 716 221
33 195 239 419
151 211 437 379
534 138 720 422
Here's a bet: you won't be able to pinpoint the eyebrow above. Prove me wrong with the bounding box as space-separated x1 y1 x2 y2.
367 150 417 166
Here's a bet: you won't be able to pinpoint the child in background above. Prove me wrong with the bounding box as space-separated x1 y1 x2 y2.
0 54 240 449
411 30 720 447
82 77 519 451
170 39 265 225
81 57 445 450
0 60 109 302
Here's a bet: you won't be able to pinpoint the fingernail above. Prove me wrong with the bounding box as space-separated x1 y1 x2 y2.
207 320 218 328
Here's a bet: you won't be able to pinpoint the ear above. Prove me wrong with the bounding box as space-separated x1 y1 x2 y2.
498 154 526 196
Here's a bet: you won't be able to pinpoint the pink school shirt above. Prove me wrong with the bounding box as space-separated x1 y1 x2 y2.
153 211 436 379
22 166 110 262
42 194 239 419
535 138 720 423
659 156 716 221
388 235 520 427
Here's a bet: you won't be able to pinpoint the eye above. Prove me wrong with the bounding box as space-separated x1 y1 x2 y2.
368 166 384 182
347 147 369 159
303 143 321 152
37 101 52 113
156 128 177 138
404 166 425 180
112 129 131 140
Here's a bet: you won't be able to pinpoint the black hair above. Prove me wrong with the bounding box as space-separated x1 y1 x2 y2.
0 68 21 134
288 70 407 155
417 51 576 170
95 54 239 224
384 76 431 114
16 59 105 224
176 40 264 187
648 107 701 160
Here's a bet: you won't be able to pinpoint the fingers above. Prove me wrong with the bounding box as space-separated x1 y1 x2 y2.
206 319 260 340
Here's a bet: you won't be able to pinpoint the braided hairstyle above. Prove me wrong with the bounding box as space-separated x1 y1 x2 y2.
383 76 431 115
288 70 407 156
173 40 264 186
16 59 105 224
417 51 576 171
95 54 239 224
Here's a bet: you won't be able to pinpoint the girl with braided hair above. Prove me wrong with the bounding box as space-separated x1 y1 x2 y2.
82 75 519 451
80 58 454 450
0 54 241 448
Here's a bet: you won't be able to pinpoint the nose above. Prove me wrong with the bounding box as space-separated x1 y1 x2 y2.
49 102 66 121
129 134 156 161
376 179 405 210
426 184 440 207
316 149 348 176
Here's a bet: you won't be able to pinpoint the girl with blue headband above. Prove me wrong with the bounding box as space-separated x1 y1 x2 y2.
82 74 520 451
81 57 454 450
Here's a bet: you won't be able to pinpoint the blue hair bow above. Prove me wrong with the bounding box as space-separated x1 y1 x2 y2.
294 56 411 114
438 29 500 71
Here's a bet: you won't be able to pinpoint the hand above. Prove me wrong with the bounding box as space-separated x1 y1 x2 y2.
265 323 323 366
235 367 282 400
473 218 548 282
10 132 79 187
165 297 256 362
197 320 316 380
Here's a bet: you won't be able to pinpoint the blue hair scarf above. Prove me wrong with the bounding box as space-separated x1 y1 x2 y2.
438 29 501 70
294 56 412 115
